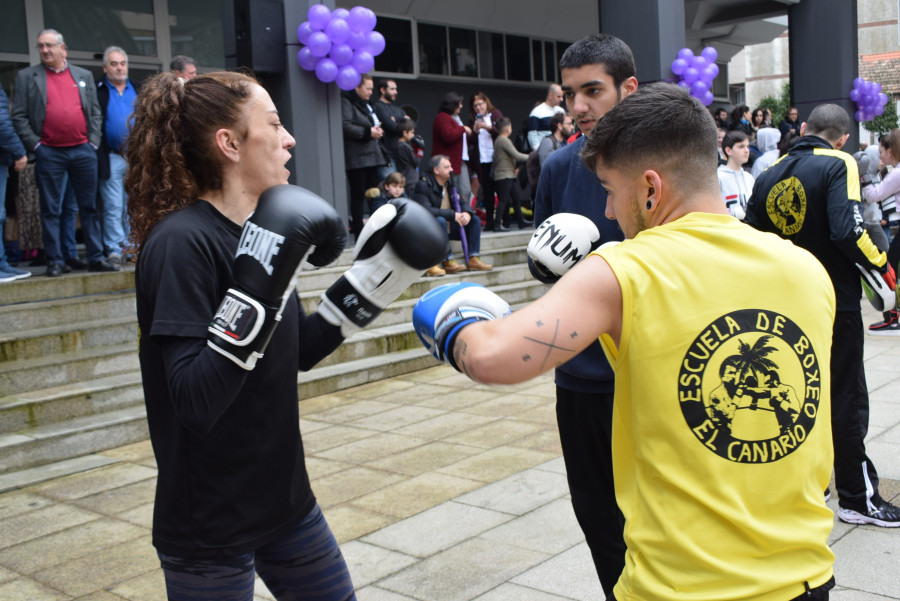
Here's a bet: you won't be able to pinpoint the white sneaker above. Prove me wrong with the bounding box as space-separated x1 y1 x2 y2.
837 501 900 527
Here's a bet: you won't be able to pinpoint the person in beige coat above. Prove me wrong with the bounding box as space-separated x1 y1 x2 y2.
492 118 532 230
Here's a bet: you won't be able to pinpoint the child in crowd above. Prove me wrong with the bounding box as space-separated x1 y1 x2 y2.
717 130 755 220
394 118 420 198
370 171 408 214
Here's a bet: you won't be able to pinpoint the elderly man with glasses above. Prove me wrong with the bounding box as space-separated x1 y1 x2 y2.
11 28 119 277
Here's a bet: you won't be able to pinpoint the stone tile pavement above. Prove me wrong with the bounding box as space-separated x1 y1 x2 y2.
1 305 899 600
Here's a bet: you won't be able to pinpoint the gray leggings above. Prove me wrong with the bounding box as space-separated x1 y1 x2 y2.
157 504 355 601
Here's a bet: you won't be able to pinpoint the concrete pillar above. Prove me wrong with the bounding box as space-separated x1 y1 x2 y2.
788 0 859 149
598 0 686 84
229 0 350 240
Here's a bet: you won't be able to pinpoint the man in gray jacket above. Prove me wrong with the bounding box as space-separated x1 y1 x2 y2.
12 28 118 276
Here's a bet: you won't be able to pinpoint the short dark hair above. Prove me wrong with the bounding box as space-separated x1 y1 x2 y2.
377 78 395 93
429 154 450 171
778 131 800 156
496 117 511 131
397 117 415 134
722 130 748 154
550 112 567 133
170 55 195 71
580 82 718 190
439 92 463 114
805 104 851 143
558 34 636 89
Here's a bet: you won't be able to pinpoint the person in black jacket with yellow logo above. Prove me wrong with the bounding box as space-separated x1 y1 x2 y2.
746 103 900 527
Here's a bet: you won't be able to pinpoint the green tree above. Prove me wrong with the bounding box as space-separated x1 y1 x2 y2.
863 97 898 135
757 82 791 128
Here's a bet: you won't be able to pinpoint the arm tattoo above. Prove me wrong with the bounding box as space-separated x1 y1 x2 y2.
523 317 578 370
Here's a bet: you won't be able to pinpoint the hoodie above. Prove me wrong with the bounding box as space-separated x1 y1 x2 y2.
717 164 755 220
750 127 781 178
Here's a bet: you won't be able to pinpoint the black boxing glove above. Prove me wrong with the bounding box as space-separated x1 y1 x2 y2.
318 198 449 337
208 185 346 369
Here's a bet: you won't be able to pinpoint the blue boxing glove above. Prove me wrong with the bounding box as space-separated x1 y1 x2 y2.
413 282 512 370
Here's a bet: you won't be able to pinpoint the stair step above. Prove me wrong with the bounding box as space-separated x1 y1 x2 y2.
0 290 136 334
0 347 435 476
298 347 437 400
0 343 139 397
0 269 135 306
0 316 138 362
297 243 529 291
0 405 149 475
0 372 144 434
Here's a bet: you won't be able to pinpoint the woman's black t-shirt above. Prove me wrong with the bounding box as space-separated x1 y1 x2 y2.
135 199 341 558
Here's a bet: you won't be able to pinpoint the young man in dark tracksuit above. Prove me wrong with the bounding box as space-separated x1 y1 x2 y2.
529 33 637 595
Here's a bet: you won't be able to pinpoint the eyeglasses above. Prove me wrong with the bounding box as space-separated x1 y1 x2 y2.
36 42 61 50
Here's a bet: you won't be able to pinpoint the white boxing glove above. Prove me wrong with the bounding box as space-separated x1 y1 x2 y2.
319 199 449 337
857 262 897 312
527 213 601 283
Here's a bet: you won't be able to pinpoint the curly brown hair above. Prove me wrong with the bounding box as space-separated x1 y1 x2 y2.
125 71 258 249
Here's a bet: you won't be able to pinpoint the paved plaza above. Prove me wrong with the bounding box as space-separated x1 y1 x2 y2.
1 305 899 600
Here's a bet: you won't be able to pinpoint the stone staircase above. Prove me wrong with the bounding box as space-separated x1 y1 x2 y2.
0 229 547 482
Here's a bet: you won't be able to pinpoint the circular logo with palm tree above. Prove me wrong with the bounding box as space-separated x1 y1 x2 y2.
766 176 807 236
678 309 822 463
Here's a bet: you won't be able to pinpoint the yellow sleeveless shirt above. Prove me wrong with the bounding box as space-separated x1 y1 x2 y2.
594 213 835 601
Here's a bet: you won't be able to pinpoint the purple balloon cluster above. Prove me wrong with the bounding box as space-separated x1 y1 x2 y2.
296 4 385 91
850 78 889 122
671 47 719 107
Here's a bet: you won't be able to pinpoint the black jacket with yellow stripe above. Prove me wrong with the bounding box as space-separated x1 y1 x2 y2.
745 135 887 311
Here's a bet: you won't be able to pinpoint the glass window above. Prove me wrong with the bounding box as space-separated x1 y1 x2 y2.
556 41 569 70
449 28 477 77
374 17 413 74
0 2 28 54
478 31 504 80
505 35 530 82
1 61 29 100
532 40 544 81
42 0 156 57
544 41 557 83
170 0 225 69
418 23 448 75
712 63 728 99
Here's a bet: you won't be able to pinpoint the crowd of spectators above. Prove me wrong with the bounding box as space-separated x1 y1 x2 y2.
3 30 897 291
0 28 199 282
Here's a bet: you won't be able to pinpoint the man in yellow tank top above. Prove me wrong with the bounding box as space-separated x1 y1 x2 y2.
413 83 836 600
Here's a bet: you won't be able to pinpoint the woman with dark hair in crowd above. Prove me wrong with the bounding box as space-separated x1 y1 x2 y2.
468 91 504 230
432 91 473 204
126 70 358 600
750 108 765 139
728 105 753 136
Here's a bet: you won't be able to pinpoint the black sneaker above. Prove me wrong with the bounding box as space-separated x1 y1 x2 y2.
838 500 900 527
66 256 88 270
868 310 900 335
824 488 831 502
88 259 122 273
